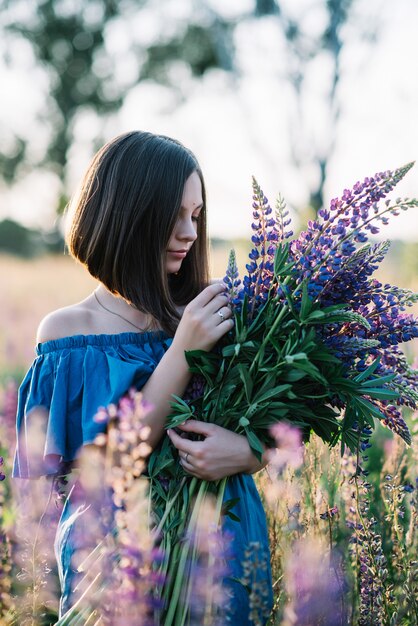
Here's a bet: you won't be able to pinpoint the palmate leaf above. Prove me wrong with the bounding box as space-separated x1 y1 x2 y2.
304 405 341 443
148 438 176 478
340 425 361 455
152 478 171 503
184 350 220 386
360 373 396 387
359 387 399 401
351 396 385 425
166 396 196 428
273 242 294 278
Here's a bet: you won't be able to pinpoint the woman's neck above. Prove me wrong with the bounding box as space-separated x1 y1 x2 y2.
93 285 157 332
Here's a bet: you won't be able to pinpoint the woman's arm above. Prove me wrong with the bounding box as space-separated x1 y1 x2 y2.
139 283 233 449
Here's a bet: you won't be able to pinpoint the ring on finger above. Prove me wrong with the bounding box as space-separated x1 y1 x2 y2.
184 452 190 463
218 309 225 322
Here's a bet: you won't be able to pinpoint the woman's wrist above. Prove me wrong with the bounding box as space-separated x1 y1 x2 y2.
243 440 269 474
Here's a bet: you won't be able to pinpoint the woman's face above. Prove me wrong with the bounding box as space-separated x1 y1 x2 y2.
166 170 203 274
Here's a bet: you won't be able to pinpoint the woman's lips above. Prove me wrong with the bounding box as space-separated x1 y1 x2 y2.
167 250 187 259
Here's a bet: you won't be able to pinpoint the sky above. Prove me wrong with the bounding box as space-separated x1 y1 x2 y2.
0 0 417 242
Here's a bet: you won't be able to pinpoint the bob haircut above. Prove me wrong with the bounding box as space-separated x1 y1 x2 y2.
66 131 209 335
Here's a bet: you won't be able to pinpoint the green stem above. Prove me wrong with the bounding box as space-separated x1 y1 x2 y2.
152 477 187 539
180 478 228 626
165 480 210 626
159 478 198 605
249 293 290 375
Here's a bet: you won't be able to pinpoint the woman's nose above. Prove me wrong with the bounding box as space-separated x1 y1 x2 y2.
177 218 198 242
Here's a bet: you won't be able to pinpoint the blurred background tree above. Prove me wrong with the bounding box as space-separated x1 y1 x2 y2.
0 0 373 218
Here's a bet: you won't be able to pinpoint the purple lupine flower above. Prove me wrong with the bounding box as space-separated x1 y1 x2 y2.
223 248 242 309
0 456 5 481
185 521 232 625
274 193 293 241
290 163 415 300
68 390 162 622
377 346 418 409
283 538 348 625
321 335 379 361
1 379 18 447
269 422 304 471
319 506 339 520
373 402 411 444
183 375 206 403
242 178 278 317
317 241 390 308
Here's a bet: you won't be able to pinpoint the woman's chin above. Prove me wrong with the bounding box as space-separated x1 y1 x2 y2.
166 260 183 275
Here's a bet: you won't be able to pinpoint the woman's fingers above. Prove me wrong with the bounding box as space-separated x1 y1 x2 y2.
215 305 233 325
172 282 234 353
189 282 227 307
176 420 215 436
166 428 196 456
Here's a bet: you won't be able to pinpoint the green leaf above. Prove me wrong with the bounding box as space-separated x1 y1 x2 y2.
245 427 265 462
274 242 290 277
222 343 239 357
254 384 292 403
359 373 396 387
304 310 326 321
341 402 359 433
224 511 241 522
300 282 314 320
286 360 328 384
359 387 399 400
353 396 385 422
238 363 253 403
151 479 169 502
148 454 175 479
284 352 308 363
239 416 250 427
283 369 307 382
353 357 381 383
222 497 241 522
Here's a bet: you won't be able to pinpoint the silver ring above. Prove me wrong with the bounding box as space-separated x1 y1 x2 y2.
184 452 190 463
218 310 225 322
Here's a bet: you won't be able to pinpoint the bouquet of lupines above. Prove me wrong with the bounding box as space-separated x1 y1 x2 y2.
149 162 418 624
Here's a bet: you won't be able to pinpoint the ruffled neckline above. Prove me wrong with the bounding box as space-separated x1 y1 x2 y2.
36 331 170 355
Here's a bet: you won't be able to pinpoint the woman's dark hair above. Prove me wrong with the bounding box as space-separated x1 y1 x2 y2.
66 131 209 335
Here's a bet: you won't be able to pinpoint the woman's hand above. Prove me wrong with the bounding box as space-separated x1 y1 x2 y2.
167 420 268 481
172 283 234 354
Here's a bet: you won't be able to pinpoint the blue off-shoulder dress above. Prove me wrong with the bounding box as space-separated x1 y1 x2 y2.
13 332 272 624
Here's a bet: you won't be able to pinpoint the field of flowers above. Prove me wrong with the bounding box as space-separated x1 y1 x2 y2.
0 248 417 625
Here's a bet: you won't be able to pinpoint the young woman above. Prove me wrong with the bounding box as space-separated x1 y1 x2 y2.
13 131 273 622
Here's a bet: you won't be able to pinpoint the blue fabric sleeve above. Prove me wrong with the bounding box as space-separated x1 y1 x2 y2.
13 332 171 478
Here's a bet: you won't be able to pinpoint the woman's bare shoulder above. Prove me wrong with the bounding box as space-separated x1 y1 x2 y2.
36 298 94 344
